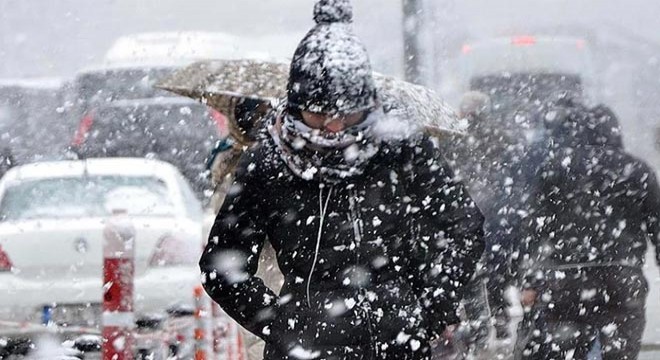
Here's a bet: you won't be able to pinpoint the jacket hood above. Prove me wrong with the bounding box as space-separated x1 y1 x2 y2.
544 100 623 149
586 104 623 148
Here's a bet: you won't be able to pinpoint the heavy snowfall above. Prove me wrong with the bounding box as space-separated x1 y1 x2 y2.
1 1 660 359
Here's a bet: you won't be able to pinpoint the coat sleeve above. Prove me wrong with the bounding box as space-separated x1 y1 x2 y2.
199 149 279 341
515 157 559 291
408 138 485 338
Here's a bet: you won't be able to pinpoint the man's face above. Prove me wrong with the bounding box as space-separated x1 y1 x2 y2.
301 110 366 133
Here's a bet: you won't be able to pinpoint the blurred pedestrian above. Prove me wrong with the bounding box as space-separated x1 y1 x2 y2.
452 91 517 342
514 99 660 360
206 96 269 212
199 1 484 359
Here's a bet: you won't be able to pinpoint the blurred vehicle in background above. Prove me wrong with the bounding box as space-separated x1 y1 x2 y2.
70 95 226 197
0 78 67 163
0 158 202 330
62 64 183 130
63 64 224 196
62 62 227 198
104 31 270 64
440 35 597 140
61 31 274 199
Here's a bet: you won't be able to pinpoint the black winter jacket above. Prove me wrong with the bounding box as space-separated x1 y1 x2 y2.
200 134 484 360
520 104 660 289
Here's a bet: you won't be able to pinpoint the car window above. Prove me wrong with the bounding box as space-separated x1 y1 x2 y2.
73 68 176 104
78 101 217 196
0 175 175 221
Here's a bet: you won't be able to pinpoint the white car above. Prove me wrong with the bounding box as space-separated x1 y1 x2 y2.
0 158 203 329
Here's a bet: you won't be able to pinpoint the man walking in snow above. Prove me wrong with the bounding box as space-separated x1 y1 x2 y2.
514 99 660 360
452 92 518 342
199 1 484 359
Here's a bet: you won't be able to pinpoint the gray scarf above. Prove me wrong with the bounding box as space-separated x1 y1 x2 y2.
268 107 382 183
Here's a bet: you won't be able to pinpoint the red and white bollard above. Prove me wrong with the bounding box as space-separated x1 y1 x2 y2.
211 304 247 360
193 286 208 360
211 303 225 357
102 209 136 360
227 321 247 360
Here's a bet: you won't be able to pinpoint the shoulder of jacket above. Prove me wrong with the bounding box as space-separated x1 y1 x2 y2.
394 135 457 183
235 135 288 181
390 134 437 159
627 156 657 181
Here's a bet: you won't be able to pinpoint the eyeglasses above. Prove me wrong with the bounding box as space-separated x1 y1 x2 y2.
299 110 367 132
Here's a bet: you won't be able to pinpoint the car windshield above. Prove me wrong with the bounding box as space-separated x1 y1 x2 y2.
77 100 218 197
0 176 175 221
73 67 176 104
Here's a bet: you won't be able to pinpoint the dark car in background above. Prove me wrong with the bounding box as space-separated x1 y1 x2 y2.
0 78 66 164
62 65 178 126
64 64 227 198
62 30 272 200
441 36 597 140
72 96 224 197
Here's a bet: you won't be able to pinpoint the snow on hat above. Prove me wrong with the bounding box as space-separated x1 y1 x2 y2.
287 0 378 116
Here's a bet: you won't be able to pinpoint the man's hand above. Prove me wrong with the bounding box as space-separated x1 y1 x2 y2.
520 289 537 307
430 324 458 349
442 324 458 342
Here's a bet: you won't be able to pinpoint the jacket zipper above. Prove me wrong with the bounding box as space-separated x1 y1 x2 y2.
307 185 333 308
349 188 379 359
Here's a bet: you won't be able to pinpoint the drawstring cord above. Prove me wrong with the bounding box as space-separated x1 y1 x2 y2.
307 185 333 308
